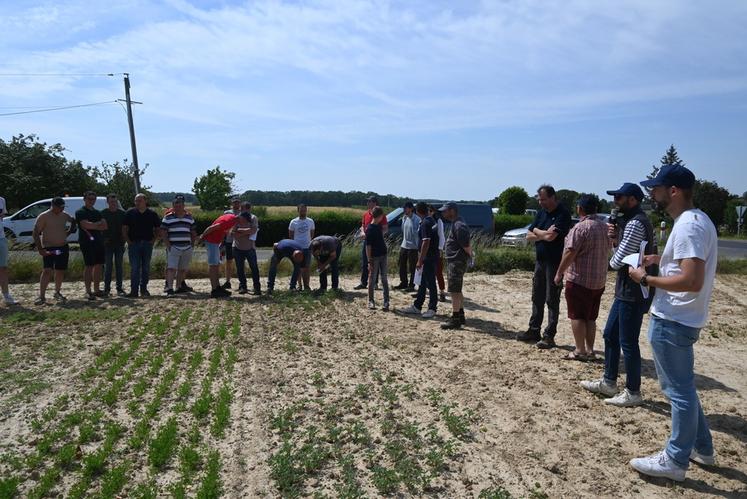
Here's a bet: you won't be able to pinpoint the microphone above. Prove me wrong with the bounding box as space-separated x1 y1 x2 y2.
610 207 619 224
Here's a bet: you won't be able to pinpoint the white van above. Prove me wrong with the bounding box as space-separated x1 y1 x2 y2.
2 197 114 244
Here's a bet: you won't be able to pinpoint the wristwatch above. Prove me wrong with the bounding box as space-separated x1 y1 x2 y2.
640 274 649 287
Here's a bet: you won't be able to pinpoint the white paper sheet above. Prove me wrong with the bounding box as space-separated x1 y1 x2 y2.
622 241 650 299
414 268 423 287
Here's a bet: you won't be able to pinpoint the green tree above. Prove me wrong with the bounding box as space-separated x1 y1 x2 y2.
646 144 686 222
555 189 579 211
495 186 528 215
193 166 236 211
0 134 99 210
693 179 731 229
93 160 155 208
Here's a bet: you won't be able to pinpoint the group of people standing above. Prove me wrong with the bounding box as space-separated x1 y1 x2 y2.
515 165 718 482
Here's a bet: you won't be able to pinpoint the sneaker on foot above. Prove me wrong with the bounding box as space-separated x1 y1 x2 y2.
179 282 194 293
517 330 541 342
3 294 17 305
630 450 686 482
605 388 643 407
222 281 232 289
368 301 376 310
165 289 175 296
421 309 436 319
141 290 151 297
441 316 462 330
238 287 248 295
127 291 138 298
53 292 67 303
402 305 421 315
382 302 390 312
94 290 106 298
690 449 716 466
116 289 127 296
535 338 556 349
34 296 46 305
86 292 96 301
580 379 618 397
353 283 366 290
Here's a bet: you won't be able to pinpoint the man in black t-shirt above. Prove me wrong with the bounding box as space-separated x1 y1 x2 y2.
75 191 108 300
403 202 439 318
122 193 161 297
440 202 473 329
518 185 572 348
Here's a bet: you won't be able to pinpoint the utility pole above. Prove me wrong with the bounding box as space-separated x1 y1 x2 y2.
122 73 141 194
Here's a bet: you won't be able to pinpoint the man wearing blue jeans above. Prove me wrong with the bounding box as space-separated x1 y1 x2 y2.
122 193 160 298
581 183 656 407
628 164 718 481
233 207 261 295
403 203 439 319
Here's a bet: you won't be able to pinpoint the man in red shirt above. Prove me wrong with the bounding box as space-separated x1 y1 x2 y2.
354 196 388 290
199 213 240 297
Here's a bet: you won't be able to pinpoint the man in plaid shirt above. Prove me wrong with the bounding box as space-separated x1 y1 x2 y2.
554 194 612 360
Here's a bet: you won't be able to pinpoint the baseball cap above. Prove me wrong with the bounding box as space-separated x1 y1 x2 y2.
173 194 185 203
640 164 695 189
606 182 644 201
438 201 458 212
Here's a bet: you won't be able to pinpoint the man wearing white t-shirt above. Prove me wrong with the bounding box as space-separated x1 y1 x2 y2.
0 196 17 305
628 164 717 482
288 204 315 290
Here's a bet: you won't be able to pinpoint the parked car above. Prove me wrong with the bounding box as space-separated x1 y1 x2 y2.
2 197 115 245
386 203 495 239
501 224 532 247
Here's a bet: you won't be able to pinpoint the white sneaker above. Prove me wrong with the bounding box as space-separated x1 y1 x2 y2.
3 294 17 305
630 450 686 482
368 301 376 310
402 305 421 315
580 379 618 397
421 309 436 319
605 388 643 407
690 449 716 466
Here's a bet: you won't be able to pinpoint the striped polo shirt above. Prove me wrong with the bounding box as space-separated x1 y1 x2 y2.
162 212 195 249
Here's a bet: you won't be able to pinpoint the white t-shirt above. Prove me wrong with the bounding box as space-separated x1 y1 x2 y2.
651 209 717 328
289 217 315 248
0 196 6 240
436 218 445 251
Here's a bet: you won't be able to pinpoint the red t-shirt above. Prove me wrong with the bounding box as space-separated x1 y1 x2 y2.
203 214 238 244
362 209 388 231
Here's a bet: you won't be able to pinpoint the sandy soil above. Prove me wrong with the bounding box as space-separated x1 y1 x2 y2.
0 271 745 498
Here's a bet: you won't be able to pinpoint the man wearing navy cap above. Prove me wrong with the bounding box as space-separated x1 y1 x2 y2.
627 165 718 481
581 182 657 407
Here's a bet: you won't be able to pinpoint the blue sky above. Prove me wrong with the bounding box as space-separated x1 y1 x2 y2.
1 0 746 201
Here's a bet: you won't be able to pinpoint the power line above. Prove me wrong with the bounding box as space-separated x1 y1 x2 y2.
0 73 121 77
0 100 119 117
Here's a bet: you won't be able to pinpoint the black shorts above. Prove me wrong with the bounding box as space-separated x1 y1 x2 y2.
80 240 105 266
42 245 70 271
224 243 234 260
447 260 468 293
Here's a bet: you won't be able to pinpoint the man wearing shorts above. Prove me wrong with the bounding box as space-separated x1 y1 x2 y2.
75 191 108 300
554 194 611 360
199 212 240 298
161 195 197 296
221 197 242 289
0 195 17 305
32 197 76 304
267 239 306 295
439 202 473 330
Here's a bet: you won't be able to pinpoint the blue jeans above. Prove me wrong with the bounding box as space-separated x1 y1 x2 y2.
128 241 153 294
234 248 261 291
319 243 342 290
648 316 713 468
603 299 645 392
104 244 125 292
414 256 438 312
267 254 300 292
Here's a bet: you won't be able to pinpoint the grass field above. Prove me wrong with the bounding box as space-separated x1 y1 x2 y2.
1 272 746 498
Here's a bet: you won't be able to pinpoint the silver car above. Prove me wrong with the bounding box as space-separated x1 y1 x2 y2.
500 224 532 247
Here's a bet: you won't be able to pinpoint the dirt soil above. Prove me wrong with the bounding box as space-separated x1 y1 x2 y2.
0 271 745 498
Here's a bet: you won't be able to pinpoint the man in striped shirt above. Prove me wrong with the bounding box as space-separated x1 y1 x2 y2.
161 195 197 295
581 183 656 407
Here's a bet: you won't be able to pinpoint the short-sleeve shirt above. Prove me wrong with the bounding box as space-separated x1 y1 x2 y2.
123 208 161 242
275 239 305 259
418 215 440 258
75 206 104 243
162 212 196 249
651 209 717 328
223 209 241 243
362 209 388 231
529 204 572 263
563 214 611 290
101 208 126 247
203 214 238 244
312 235 339 256
445 217 471 262
0 197 6 240
289 217 315 248
365 223 388 258
34 209 73 247
233 214 259 251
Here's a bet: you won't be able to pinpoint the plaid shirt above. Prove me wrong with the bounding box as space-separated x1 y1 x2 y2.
564 214 612 290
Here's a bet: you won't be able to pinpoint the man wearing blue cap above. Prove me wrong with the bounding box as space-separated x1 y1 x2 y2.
627 164 718 481
581 182 656 407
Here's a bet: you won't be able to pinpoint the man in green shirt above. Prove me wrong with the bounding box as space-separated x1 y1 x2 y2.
101 193 126 296
75 191 108 300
